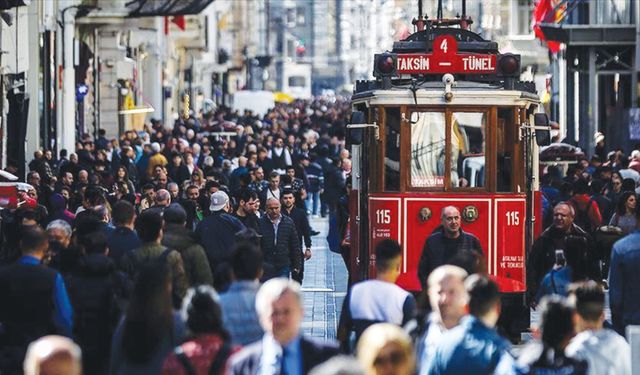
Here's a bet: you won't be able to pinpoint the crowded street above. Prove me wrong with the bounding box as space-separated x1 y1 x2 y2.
1 0 640 374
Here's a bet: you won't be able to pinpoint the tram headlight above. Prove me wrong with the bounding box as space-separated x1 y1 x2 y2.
373 53 397 78
497 54 521 77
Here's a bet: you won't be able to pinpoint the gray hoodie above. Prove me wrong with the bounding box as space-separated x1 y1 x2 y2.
565 328 631 375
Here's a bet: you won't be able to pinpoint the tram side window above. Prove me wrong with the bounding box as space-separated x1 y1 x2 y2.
385 108 401 191
497 109 515 192
452 112 486 188
411 112 446 188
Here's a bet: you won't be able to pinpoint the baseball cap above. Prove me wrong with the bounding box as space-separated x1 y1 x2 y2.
209 191 229 212
594 132 605 144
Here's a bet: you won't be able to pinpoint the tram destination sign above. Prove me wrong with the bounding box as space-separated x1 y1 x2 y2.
396 35 497 75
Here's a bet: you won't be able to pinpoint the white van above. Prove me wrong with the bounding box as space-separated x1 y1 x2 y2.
282 63 312 100
231 90 275 117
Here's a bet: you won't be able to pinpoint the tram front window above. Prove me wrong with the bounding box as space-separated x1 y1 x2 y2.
452 112 486 188
411 112 446 187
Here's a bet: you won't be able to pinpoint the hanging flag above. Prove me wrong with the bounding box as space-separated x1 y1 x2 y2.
171 15 186 31
533 0 561 53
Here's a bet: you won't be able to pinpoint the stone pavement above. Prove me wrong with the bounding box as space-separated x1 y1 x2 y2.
300 216 349 341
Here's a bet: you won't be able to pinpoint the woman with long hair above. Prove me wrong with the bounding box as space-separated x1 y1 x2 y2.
161 286 235 375
183 169 205 191
113 166 136 195
184 152 199 176
609 191 640 234
357 323 415 375
109 261 185 374
169 152 191 186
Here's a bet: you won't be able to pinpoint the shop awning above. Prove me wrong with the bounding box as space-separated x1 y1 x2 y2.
126 0 214 17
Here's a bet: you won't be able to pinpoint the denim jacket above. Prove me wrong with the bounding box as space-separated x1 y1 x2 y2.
427 315 510 375
609 230 640 335
219 280 264 345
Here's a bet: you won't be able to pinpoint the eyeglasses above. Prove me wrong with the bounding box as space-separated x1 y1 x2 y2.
373 351 406 367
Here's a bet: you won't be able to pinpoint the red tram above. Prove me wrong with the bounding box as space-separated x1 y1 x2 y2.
345 1 551 334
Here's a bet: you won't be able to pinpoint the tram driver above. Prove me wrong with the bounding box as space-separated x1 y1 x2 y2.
417 206 484 289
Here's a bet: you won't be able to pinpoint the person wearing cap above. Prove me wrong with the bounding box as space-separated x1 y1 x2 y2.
162 203 213 287
594 132 606 163
146 142 168 179
194 191 246 276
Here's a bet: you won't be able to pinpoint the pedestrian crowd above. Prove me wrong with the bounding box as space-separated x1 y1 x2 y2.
0 97 354 374
0 95 637 375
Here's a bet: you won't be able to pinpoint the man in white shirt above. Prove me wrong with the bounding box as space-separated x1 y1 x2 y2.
566 281 631 375
337 239 417 352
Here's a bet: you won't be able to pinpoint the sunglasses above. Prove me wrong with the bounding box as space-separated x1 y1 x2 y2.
373 351 406 367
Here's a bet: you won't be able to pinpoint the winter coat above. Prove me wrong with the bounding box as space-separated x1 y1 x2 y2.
527 224 599 302
65 254 128 375
162 224 213 287
257 214 302 272
417 229 483 289
119 243 188 308
194 212 245 274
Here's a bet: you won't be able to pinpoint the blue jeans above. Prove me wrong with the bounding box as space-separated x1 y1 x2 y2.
276 266 291 278
305 191 320 215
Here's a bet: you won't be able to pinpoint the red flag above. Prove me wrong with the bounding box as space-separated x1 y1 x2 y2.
533 0 561 53
171 15 186 31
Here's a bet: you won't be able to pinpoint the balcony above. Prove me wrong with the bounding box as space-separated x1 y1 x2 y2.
538 0 636 46
126 0 215 17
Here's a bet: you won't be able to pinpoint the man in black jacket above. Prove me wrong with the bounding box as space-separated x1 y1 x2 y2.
106 201 141 264
0 226 73 373
526 202 599 306
258 198 302 279
65 230 127 375
195 191 245 275
281 190 312 283
417 206 484 289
